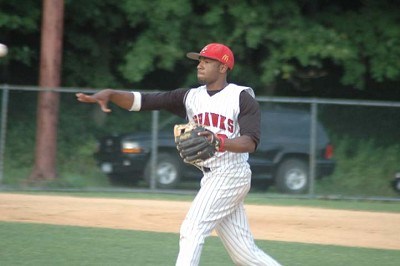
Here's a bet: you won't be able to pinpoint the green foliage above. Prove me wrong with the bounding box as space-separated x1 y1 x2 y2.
3 93 37 185
324 1 400 88
62 0 127 87
2 91 158 187
317 137 400 197
0 1 41 68
317 104 400 197
2 0 400 92
119 0 191 82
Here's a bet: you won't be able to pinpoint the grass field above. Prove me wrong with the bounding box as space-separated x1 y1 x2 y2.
1 221 399 266
1 191 399 266
8 190 400 212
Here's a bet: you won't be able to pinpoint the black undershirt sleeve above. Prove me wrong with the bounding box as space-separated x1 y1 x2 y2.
140 88 188 118
238 91 261 148
140 88 260 149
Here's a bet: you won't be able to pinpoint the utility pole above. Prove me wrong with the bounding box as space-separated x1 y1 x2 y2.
29 0 64 181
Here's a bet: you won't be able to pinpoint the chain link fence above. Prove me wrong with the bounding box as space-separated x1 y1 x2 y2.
0 85 399 200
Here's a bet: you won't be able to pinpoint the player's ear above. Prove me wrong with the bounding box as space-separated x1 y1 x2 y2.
219 63 229 73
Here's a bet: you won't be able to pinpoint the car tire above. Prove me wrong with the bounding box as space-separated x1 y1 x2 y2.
144 153 182 189
276 158 309 194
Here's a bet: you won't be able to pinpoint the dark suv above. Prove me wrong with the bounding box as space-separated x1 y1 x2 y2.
94 107 335 194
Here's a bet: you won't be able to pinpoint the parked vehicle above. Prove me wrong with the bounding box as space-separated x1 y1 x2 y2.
94 106 335 194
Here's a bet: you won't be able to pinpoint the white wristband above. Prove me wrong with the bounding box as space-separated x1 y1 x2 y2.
129 91 142 111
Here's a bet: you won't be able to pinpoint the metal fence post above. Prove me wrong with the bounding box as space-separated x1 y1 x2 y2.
0 85 9 185
150 110 159 190
309 100 318 197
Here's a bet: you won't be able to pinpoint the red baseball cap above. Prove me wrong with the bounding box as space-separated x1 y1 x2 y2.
186 43 235 70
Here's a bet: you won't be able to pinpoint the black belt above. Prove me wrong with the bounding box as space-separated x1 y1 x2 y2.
203 167 211 173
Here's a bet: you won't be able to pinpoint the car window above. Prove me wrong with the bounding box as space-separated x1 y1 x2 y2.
260 110 329 143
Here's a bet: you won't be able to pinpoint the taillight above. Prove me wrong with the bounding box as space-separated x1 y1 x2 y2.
324 144 334 159
121 141 142 154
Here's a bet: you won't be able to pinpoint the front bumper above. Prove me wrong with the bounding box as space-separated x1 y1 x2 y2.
95 153 149 176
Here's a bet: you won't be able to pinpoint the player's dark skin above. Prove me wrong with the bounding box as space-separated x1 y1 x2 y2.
76 57 256 153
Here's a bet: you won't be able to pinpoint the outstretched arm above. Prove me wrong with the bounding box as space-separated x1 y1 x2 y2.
76 89 135 112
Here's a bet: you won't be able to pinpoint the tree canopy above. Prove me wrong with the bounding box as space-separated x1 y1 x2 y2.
1 0 399 99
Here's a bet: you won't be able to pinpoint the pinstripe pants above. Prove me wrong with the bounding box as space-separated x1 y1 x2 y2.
175 170 281 266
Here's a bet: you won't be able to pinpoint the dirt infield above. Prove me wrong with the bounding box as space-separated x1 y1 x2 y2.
0 193 399 250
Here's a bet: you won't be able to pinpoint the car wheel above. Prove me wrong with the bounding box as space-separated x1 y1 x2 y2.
145 153 182 189
276 158 309 194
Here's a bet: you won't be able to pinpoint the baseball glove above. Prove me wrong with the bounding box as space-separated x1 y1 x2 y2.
174 123 220 164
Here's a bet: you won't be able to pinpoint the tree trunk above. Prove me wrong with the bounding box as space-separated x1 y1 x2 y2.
29 0 64 181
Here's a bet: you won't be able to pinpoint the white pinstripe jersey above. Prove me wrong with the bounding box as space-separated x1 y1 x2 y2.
184 83 255 172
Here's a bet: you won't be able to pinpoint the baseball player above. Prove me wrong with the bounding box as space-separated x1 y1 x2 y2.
76 43 281 266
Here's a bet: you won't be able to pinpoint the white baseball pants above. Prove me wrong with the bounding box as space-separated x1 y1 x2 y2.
175 171 281 266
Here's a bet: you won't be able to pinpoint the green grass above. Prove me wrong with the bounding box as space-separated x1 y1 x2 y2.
2 190 399 213
0 221 398 266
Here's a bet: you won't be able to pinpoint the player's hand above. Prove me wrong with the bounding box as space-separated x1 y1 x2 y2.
198 130 227 152
197 130 215 142
76 90 112 113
